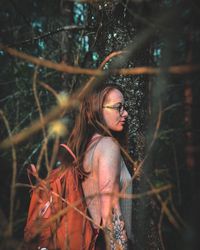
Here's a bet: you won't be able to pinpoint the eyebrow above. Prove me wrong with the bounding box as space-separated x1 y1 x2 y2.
107 102 123 106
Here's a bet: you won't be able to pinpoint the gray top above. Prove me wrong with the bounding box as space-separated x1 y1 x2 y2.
120 158 133 241
82 135 133 241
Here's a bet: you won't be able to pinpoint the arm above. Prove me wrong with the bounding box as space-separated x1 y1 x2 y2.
97 137 128 249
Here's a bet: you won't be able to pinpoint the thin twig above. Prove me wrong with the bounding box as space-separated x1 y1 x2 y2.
49 135 60 171
99 51 124 68
172 144 182 205
158 197 170 250
36 136 50 171
33 68 50 171
38 81 59 100
9 25 86 47
0 110 17 237
168 191 187 228
147 179 180 230
118 65 200 75
162 103 182 113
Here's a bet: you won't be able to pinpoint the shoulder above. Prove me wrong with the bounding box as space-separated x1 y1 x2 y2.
95 136 121 176
97 136 119 149
96 136 120 158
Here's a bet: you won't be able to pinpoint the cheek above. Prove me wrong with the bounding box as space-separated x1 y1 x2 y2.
103 111 113 127
102 111 110 126
103 111 120 130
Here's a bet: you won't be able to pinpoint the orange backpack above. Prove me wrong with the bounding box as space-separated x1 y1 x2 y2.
24 144 98 250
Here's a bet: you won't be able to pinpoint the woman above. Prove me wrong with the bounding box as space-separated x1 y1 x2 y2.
67 84 134 249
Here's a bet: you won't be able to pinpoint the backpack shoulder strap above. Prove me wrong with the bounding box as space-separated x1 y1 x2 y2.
60 143 77 161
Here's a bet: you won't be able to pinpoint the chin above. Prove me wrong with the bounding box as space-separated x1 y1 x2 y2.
113 126 124 132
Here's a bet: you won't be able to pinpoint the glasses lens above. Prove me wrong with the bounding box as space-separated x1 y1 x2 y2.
119 103 124 115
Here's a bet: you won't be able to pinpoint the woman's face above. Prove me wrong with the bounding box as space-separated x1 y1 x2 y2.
102 88 128 132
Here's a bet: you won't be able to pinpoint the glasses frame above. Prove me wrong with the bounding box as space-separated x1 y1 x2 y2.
102 103 127 116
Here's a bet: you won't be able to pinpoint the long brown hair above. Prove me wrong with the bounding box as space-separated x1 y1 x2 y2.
66 84 129 175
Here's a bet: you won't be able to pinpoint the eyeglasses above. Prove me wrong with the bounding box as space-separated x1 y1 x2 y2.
103 103 127 116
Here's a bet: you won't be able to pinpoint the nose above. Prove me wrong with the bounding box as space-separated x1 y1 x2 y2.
122 109 128 118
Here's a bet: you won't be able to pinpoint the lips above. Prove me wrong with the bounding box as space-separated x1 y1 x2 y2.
119 120 126 124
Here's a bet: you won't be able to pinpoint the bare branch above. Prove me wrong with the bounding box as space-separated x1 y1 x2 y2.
1 44 200 76
9 25 86 47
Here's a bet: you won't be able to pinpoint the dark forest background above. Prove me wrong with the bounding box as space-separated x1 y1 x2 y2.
0 0 200 249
